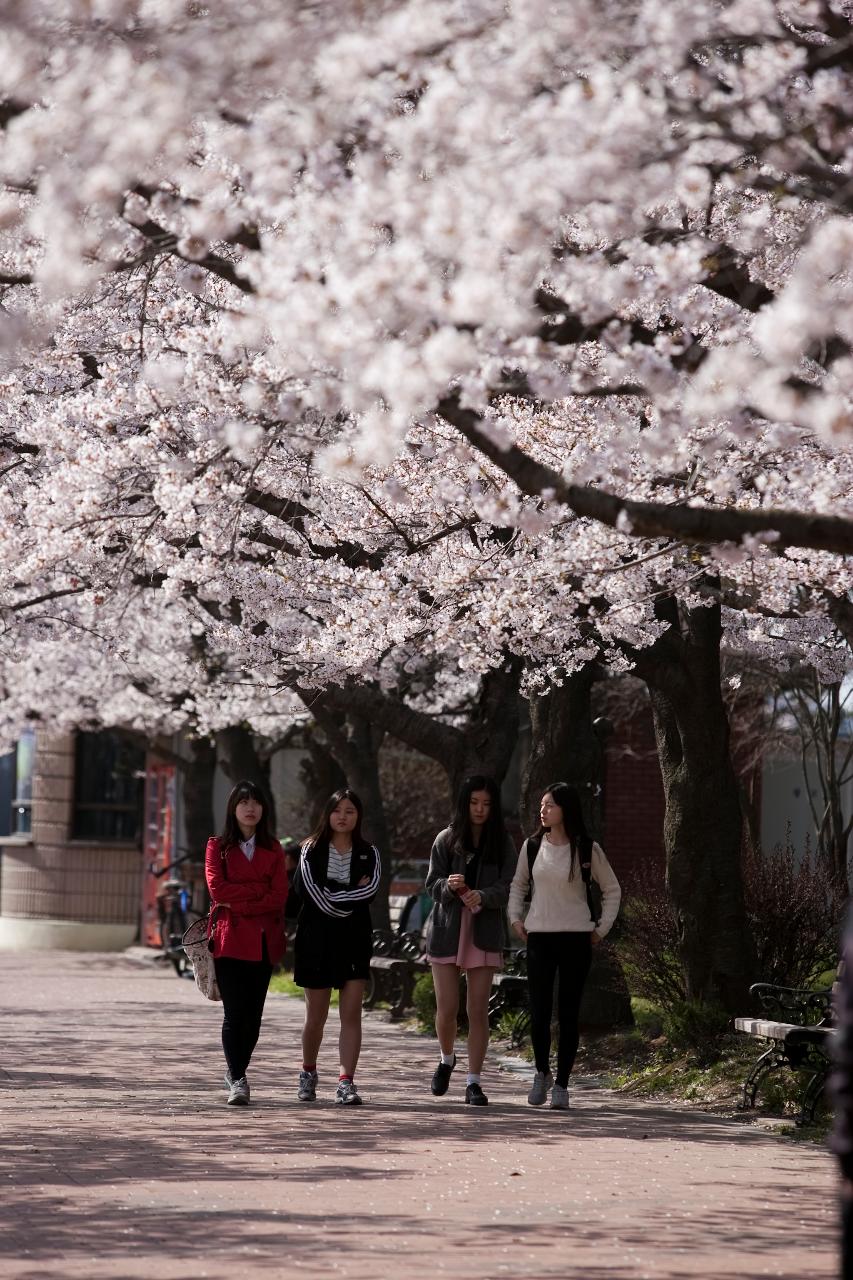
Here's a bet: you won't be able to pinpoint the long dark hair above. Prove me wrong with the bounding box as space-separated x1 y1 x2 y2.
535 780 592 878
448 774 508 865
220 779 276 851
305 788 372 855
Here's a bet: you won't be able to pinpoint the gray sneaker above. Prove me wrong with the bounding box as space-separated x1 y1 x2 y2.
335 1078 363 1106
550 1084 570 1110
223 1069 233 1091
527 1070 553 1106
298 1069 318 1102
227 1076 250 1106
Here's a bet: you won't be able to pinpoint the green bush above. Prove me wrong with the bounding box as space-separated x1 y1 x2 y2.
631 997 664 1038
661 999 729 1061
412 971 437 1034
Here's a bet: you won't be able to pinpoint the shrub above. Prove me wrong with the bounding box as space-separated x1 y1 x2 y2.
661 999 729 1061
412 971 437 1034
615 860 685 1012
412 970 470 1034
616 830 845 1019
742 829 845 988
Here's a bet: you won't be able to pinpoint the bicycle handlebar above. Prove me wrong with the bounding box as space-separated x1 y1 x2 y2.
149 851 200 879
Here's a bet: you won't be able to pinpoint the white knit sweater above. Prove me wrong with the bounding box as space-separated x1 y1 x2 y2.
507 837 621 937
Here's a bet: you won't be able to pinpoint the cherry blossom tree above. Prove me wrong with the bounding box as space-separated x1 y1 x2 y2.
1 0 852 1003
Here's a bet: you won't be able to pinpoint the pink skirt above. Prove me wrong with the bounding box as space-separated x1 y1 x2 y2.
429 906 501 971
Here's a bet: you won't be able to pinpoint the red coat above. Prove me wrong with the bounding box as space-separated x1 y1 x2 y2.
205 837 288 965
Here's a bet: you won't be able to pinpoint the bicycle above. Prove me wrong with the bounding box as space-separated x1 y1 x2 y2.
150 854 206 978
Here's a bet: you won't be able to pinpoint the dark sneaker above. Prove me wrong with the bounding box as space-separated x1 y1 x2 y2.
431 1055 457 1096
528 1070 553 1106
465 1082 488 1106
227 1076 250 1106
335 1079 363 1106
297 1069 318 1102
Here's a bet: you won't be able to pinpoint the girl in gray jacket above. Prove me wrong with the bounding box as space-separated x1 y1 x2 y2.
425 775 518 1106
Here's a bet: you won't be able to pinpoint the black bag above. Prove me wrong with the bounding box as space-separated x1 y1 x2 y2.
525 832 602 927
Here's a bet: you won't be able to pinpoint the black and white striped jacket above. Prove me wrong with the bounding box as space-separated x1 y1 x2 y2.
295 840 381 920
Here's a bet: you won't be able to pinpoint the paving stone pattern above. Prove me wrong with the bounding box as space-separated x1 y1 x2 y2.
0 952 839 1279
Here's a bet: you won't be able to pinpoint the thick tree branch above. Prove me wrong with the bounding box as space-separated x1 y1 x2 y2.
438 395 853 556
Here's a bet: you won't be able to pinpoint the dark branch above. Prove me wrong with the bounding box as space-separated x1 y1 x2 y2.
438 394 853 557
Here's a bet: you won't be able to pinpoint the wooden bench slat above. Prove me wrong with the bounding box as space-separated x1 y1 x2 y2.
734 1017 835 1044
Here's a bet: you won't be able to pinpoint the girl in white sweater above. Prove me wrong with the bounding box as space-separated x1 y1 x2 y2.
508 782 620 1109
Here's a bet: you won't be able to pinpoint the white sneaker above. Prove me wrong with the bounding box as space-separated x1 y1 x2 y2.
527 1070 553 1106
227 1076 250 1106
298 1069 318 1102
335 1078 363 1106
550 1084 570 1110
224 1069 233 1091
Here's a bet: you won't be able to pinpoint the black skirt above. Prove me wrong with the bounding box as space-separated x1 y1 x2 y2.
293 902 373 989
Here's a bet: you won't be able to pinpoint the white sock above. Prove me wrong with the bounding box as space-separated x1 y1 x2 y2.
466 1073 481 1086
440 1050 455 1066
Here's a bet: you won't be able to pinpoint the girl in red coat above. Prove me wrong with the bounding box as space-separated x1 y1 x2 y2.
205 780 287 1106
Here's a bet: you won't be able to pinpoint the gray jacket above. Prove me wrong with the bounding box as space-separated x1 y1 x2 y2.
425 827 518 957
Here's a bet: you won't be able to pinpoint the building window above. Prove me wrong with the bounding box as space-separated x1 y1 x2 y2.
0 749 14 839
0 731 35 838
73 732 145 843
12 729 35 835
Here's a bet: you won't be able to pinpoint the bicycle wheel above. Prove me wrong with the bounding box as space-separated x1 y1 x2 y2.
164 904 188 975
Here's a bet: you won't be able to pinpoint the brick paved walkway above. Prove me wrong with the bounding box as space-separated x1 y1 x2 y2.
0 951 837 1279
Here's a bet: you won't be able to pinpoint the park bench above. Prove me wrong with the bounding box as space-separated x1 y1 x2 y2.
365 934 529 1026
487 948 529 1044
365 930 429 1019
734 981 836 1126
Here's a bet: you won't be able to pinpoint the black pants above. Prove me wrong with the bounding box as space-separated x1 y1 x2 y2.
214 941 272 1080
526 932 592 1087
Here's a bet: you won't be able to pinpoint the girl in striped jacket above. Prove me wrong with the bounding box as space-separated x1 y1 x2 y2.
291 788 381 1105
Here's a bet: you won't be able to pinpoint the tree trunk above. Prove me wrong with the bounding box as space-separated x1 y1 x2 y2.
215 725 276 831
451 663 522 795
310 706 393 933
181 736 216 912
813 683 851 893
319 663 522 794
183 736 216 853
521 664 605 837
300 725 348 830
633 592 756 1013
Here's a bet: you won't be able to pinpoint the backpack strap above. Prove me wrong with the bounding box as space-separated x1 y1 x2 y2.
579 838 602 928
525 833 542 903
526 833 543 879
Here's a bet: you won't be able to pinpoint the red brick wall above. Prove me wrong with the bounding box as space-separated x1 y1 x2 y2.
602 709 666 883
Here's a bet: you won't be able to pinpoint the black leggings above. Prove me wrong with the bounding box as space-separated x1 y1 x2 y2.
214 942 272 1080
526 932 592 1087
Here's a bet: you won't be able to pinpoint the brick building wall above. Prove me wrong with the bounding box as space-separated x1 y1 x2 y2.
602 709 666 883
0 732 142 949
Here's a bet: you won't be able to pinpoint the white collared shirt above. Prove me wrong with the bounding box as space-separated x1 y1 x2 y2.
239 834 256 862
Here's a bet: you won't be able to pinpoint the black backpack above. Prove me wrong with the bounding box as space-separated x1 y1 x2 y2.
526 832 602 927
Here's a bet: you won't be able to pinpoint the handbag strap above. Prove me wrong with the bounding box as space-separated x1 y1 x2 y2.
206 902 223 938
